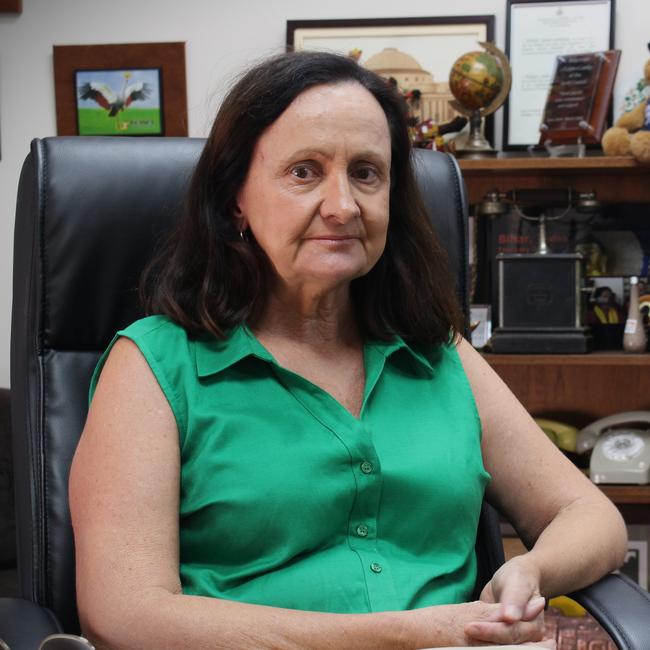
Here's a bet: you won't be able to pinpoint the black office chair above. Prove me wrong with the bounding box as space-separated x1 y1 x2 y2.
2 137 649 650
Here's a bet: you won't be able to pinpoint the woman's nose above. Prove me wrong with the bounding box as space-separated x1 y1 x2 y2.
319 174 360 223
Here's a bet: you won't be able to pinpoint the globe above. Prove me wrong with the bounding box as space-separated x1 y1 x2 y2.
449 50 505 112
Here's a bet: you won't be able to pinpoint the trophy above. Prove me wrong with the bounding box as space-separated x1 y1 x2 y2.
481 188 600 354
539 50 621 157
448 42 512 158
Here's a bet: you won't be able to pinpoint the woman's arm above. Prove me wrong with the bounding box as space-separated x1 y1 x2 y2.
71 337 547 649
456 337 627 637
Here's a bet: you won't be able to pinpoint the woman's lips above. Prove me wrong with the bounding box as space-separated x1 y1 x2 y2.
307 235 358 241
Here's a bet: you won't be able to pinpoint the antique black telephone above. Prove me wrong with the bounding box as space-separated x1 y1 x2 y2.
479 187 600 353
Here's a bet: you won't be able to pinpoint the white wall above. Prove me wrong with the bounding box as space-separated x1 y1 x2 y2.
0 0 647 387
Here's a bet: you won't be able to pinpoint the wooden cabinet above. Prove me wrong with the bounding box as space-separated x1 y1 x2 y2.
458 156 650 519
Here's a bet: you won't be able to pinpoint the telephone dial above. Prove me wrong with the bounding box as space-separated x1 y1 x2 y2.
576 411 650 485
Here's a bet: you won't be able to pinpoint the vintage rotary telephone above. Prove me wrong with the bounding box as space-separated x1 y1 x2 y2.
576 411 650 485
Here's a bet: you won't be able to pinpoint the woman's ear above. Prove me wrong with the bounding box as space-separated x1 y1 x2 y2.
233 204 248 233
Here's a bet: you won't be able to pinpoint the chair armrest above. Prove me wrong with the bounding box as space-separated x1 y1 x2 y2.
0 598 63 650
570 573 650 650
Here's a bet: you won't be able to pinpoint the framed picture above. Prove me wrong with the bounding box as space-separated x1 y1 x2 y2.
618 525 650 591
53 42 188 136
504 0 615 150
589 276 625 304
287 16 495 143
470 304 492 349
75 68 163 136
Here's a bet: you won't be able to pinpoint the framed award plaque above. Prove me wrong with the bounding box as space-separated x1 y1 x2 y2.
538 50 621 145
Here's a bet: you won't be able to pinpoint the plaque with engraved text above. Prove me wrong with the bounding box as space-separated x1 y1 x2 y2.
539 50 620 144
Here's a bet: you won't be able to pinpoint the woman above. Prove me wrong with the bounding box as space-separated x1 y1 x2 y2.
69 51 626 649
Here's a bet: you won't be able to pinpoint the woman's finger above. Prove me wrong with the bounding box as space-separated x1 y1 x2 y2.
498 584 540 622
465 618 545 645
522 596 546 621
479 581 496 603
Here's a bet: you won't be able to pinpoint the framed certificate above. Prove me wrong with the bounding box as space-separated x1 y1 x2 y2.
504 0 615 150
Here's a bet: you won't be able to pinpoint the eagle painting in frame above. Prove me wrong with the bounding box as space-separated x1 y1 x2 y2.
75 68 164 136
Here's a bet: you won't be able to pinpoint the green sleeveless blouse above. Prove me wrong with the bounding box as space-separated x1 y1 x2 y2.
90 315 490 613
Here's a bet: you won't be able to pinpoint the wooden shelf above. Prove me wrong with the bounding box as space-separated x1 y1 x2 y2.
484 352 650 426
599 485 650 505
458 155 650 204
486 352 650 366
460 155 646 172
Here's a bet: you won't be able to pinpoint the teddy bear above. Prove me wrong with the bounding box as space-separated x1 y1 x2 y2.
601 44 650 163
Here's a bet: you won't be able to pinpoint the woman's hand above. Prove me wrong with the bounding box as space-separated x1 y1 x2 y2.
463 554 550 645
480 554 542 619
407 596 548 647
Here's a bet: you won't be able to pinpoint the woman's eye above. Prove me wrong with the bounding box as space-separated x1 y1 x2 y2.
291 165 314 180
353 167 379 182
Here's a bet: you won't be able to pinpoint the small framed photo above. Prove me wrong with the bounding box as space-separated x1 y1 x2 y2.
589 276 625 305
470 304 492 349
75 68 163 136
618 525 649 590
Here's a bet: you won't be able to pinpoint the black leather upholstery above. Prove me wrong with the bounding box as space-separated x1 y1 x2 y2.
571 573 650 650
10 137 204 634
413 149 469 322
5 137 648 649
0 388 15 571
0 597 62 648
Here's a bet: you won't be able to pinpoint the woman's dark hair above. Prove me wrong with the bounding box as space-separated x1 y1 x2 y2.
141 50 463 345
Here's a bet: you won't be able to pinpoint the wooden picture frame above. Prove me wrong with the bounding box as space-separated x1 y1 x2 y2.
504 0 615 150
287 16 495 144
53 42 188 136
0 0 22 12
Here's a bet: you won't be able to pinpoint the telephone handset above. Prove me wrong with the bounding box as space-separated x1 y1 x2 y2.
577 411 650 484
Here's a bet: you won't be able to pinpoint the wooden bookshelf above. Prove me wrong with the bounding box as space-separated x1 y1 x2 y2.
465 156 650 523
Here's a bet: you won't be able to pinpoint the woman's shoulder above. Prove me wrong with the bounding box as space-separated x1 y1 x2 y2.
90 315 195 419
111 315 195 374
116 314 197 354
119 314 187 341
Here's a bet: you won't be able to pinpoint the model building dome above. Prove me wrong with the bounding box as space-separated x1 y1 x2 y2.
364 47 454 124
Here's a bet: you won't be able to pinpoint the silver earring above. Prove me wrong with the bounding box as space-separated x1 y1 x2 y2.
239 230 248 241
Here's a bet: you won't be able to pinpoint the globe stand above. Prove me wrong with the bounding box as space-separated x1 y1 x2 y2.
448 42 512 159
454 110 498 159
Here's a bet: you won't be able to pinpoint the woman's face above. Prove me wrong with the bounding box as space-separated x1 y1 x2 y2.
236 82 391 294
